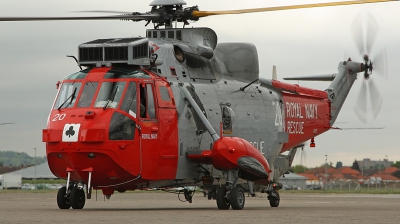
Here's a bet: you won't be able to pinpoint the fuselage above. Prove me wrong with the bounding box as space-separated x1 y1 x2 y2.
43 27 335 194
43 65 331 193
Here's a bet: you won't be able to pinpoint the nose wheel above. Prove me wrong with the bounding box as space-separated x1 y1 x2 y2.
70 186 86 209
56 184 86 209
57 186 71 209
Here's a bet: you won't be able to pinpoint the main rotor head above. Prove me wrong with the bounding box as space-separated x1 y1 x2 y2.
149 0 187 6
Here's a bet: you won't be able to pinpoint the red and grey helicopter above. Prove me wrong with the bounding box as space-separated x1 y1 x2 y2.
0 0 392 210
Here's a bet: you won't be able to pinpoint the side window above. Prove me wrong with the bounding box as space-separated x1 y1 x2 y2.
139 83 157 119
77 82 98 108
156 82 175 108
109 112 136 140
120 82 138 118
146 84 156 119
159 86 171 102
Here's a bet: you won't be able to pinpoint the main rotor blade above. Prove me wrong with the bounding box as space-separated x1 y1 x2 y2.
332 127 385 130
77 10 134 14
192 0 398 18
0 14 159 22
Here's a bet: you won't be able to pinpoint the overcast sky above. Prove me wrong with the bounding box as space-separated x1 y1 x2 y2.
0 0 399 168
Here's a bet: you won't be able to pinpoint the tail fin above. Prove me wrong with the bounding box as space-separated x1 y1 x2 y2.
284 60 365 125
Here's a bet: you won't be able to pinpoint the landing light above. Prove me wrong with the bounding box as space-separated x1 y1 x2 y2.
88 153 95 158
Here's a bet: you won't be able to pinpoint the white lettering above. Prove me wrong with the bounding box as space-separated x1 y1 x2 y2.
273 101 283 126
249 141 265 155
305 104 318 119
260 141 265 155
141 134 158 139
286 102 303 119
287 121 304 134
52 113 66 121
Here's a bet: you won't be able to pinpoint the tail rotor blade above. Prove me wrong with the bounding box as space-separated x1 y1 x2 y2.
355 80 368 123
368 79 383 119
365 12 379 55
351 13 365 55
372 48 388 80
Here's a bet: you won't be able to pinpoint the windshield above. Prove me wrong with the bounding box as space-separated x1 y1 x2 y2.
53 82 82 109
94 82 126 109
77 82 99 108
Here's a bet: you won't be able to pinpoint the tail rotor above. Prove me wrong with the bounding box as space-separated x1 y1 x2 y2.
351 12 387 123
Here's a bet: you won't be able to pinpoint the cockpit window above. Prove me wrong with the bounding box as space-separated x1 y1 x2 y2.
53 82 82 109
104 68 150 79
77 82 98 108
94 82 126 109
64 68 91 80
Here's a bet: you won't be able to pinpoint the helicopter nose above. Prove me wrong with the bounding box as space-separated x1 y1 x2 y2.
48 150 140 186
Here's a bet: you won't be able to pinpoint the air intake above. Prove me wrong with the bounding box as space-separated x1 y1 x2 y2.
78 37 150 66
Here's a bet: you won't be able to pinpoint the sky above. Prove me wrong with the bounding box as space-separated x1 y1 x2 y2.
0 0 399 168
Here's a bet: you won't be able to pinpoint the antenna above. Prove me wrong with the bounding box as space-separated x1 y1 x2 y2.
272 65 277 80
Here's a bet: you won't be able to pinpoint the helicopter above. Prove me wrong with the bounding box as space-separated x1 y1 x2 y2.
0 0 394 210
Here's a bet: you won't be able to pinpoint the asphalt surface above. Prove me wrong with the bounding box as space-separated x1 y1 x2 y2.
1 192 399 223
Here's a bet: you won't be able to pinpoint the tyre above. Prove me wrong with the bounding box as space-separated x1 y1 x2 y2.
269 191 280 207
70 186 86 209
57 186 71 209
230 186 245 210
216 186 230 210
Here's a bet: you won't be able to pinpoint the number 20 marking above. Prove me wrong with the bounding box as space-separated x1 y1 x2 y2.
52 113 66 121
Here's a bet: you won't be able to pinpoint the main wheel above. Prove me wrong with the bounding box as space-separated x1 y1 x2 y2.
269 191 280 207
57 186 71 209
230 186 245 210
216 186 230 210
70 186 86 209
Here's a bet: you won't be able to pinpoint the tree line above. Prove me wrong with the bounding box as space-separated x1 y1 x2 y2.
0 151 46 167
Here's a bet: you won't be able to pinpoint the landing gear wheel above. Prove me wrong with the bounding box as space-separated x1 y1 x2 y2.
230 186 245 210
268 191 280 207
70 186 86 209
216 186 230 210
57 186 71 209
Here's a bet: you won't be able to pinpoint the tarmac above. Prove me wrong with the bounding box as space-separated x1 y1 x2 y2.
1 191 400 223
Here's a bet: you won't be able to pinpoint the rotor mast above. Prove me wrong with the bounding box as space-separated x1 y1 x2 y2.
149 0 190 29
